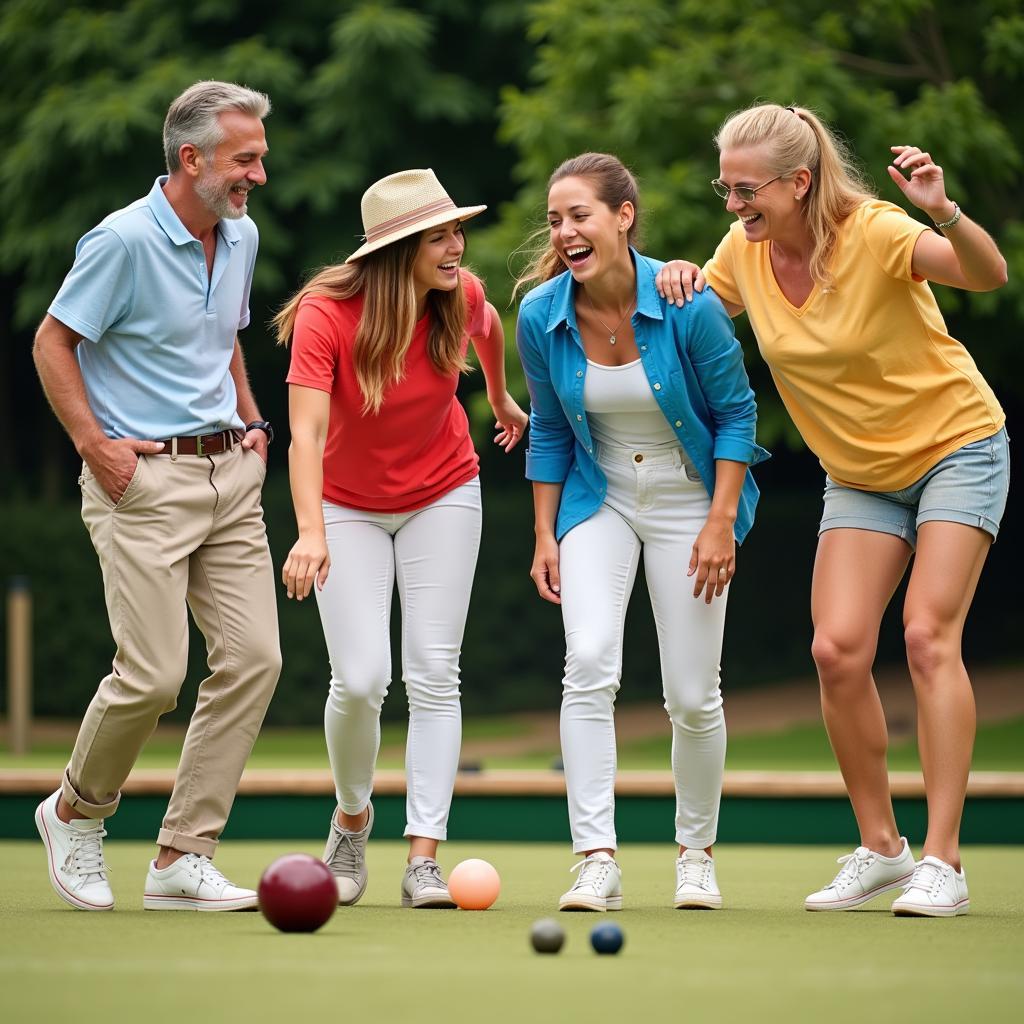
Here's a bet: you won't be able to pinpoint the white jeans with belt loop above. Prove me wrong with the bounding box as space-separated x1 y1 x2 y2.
558 444 729 853
313 477 482 841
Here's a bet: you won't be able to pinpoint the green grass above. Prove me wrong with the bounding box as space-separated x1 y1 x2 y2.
3 715 1022 773
2 841 1021 1023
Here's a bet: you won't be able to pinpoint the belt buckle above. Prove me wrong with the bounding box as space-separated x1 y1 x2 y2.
195 434 206 457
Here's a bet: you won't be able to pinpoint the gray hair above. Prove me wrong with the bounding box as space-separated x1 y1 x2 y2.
163 81 271 173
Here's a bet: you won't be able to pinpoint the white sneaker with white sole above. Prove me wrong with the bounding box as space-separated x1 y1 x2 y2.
401 857 456 908
143 853 258 911
674 849 722 909
805 837 915 911
323 803 373 906
34 790 113 911
891 856 969 917
558 852 622 912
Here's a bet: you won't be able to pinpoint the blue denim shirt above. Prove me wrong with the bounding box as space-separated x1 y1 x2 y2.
516 251 769 543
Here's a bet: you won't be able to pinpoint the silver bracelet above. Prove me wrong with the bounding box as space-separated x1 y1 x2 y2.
934 202 961 230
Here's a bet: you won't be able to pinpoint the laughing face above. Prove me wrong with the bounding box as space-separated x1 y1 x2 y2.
412 220 466 299
194 110 268 221
547 176 632 282
717 146 806 242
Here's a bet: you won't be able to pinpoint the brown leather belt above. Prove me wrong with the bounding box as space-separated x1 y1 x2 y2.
158 429 243 456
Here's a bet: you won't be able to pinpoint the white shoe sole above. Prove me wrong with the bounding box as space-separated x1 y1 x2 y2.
804 871 914 911
34 800 113 912
892 898 969 918
143 893 258 912
400 894 456 909
558 894 623 912
674 893 723 910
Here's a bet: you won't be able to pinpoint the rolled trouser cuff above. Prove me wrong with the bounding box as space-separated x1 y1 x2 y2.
156 827 218 858
61 766 119 819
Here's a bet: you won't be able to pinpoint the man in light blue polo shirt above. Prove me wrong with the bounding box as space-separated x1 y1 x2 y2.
32 81 281 913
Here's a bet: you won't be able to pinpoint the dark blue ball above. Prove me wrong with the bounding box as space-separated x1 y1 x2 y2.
590 921 624 954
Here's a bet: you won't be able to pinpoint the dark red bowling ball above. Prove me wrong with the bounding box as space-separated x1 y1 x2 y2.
258 853 337 933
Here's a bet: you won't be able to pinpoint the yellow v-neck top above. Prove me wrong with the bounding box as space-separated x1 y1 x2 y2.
703 199 1004 491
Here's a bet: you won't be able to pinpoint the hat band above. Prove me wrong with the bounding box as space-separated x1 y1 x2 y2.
364 197 458 243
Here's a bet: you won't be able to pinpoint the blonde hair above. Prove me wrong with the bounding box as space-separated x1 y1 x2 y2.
715 104 875 289
273 232 471 415
512 153 642 300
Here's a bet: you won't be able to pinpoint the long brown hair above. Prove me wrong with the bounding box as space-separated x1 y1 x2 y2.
512 152 642 301
274 231 471 415
715 104 875 289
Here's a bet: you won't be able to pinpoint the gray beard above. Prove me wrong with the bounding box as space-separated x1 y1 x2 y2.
196 175 246 221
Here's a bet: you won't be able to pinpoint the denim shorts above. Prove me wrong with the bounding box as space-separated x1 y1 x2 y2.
819 427 1010 548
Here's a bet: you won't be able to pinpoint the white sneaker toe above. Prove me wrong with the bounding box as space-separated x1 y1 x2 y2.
34 790 113 912
805 838 915 911
558 852 622 912
674 850 722 910
144 853 257 911
891 856 969 918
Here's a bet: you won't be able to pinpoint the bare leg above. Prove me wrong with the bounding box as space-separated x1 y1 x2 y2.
811 529 912 854
408 836 440 861
903 522 991 870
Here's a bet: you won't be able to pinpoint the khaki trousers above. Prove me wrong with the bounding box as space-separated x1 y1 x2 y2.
63 443 281 856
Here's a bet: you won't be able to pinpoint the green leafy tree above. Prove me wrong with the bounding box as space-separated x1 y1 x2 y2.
475 0 1024 446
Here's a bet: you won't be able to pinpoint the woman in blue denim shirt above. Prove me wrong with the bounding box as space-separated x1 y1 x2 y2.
515 153 769 913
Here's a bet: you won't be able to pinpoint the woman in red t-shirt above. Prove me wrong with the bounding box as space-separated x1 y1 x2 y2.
274 169 527 909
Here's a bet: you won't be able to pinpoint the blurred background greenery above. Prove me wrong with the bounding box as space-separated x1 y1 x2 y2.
1 0 1020 725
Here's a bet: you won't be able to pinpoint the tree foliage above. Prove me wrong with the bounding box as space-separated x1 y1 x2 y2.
471 0 1024 445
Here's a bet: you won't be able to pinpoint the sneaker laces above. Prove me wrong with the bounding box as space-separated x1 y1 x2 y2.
826 847 875 890
191 854 230 891
569 855 612 893
325 829 362 876
677 856 712 891
904 859 948 897
66 824 108 882
409 860 446 890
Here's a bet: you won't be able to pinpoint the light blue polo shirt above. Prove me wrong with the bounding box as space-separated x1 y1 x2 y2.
48 176 258 440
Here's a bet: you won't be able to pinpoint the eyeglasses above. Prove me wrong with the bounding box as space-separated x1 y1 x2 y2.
710 174 783 203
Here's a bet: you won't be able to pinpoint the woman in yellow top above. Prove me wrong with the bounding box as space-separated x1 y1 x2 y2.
659 103 1009 918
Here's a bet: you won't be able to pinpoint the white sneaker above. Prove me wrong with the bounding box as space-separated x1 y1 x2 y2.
805 837 915 911
674 850 722 909
401 857 456 909
143 853 258 911
891 856 970 917
558 852 623 912
323 803 373 905
34 790 113 911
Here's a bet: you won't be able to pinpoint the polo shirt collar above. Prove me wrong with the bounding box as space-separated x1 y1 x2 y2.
545 246 662 333
146 175 242 248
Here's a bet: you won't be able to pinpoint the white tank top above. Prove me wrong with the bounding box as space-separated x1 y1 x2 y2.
583 358 680 450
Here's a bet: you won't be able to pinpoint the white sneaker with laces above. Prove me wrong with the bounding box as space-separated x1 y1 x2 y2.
558 852 623 912
805 837 915 911
674 849 722 909
891 856 969 917
323 803 373 905
401 857 456 908
34 790 113 911
143 853 258 911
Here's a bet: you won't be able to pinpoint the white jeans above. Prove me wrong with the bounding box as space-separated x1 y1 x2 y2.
559 445 728 852
314 477 481 840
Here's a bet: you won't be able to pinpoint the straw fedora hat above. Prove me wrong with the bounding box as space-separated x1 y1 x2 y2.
346 168 487 262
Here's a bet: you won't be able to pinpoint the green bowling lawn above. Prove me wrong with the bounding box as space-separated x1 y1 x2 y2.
3 841 1021 1023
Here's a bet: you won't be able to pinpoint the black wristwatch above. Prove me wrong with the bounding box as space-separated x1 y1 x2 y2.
245 420 274 444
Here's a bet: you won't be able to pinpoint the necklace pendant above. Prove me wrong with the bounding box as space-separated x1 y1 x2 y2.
609 335 616 345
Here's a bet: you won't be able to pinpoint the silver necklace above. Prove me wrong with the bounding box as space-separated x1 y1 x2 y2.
583 291 635 345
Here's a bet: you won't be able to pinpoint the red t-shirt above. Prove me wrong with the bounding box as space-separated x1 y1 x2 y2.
286 270 490 512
